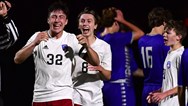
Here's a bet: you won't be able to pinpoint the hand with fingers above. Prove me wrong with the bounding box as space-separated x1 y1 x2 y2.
33 31 49 45
0 0 11 17
76 34 89 48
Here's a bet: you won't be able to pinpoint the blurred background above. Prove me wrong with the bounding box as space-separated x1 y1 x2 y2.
1 0 188 106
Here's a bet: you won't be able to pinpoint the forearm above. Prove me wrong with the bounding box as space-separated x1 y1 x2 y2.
163 86 178 98
99 69 111 80
86 46 99 66
14 42 36 64
121 19 144 40
91 65 111 80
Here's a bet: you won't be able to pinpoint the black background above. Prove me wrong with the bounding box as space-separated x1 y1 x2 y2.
1 0 188 106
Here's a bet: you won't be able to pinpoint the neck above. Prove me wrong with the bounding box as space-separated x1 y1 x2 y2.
87 35 96 46
170 43 182 51
148 25 164 36
48 30 63 39
101 27 114 36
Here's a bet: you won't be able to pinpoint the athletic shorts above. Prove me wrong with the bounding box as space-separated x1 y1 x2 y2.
102 82 136 106
32 99 73 106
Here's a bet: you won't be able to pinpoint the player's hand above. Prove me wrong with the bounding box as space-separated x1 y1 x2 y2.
76 34 89 48
88 65 103 72
34 31 49 45
0 1 11 17
114 9 125 23
147 92 153 103
151 92 166 103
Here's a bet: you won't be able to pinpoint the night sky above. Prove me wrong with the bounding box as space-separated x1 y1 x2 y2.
1 0 188 106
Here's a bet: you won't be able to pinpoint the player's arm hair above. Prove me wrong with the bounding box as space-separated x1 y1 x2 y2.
98 68 111 81
14 42 36 64
163 86 178 98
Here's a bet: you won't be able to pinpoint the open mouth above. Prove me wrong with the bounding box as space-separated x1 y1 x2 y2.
164 39 168 44
82 28 89 34
53 24 61 29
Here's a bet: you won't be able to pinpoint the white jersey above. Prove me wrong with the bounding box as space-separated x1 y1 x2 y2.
72 38 112 106
159 46 184 106
26 31 81 102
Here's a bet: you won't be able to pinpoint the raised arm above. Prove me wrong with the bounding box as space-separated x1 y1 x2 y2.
115 9 144 41
14 32 49 64
0 1 19 50
76 34 99 66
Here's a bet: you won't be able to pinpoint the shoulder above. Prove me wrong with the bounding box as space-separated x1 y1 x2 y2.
95 38 111 51
96 38 109 45
63 31 78 41
63 31 76 37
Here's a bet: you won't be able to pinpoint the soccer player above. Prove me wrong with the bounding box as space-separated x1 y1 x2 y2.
147 20 187 106
14 1 99 106
178 48 188 106
0 1 19 106
138 7 172 106
97 7 144 106
72 7 112 106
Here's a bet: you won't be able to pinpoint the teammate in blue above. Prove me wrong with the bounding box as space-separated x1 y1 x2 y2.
0 1 19 106
119 23 144 78
178 48 188 106
97 7 144 106
138 7 172 106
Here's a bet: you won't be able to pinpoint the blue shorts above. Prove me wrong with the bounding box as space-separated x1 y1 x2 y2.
102 82 136 106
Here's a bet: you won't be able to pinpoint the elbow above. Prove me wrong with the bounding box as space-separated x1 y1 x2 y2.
14 55 23 64
103 71 111 81
140 31 145 37
137 31 145 39
133 31 145 40
14 58 21 64
106 75 111 80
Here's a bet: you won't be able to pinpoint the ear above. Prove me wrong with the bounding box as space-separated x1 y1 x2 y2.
47 18 50 24
64 19 68 26
177 34 182 41
78 24 81 29
163 22 166 26
94 24 98 30
114 21 118 26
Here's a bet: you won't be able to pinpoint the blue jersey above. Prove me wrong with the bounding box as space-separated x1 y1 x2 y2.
138 34 169 106
97 31 137 106
129 46 138 72
97 31 133 81
138 34 169 85
178 48 188 86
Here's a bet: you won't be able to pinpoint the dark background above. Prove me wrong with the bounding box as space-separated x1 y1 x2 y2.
1 0 188 106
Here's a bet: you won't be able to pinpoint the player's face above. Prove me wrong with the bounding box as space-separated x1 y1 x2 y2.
78 14 97 37
163 28 179 46
47 10 68 36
